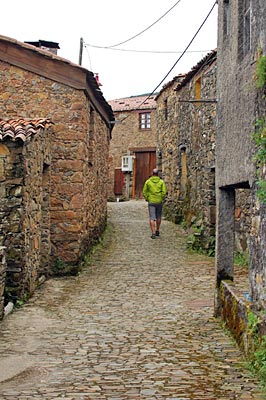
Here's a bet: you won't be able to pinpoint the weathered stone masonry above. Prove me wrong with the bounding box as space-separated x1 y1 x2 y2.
0 35 114 303
216 0 266 313
0 119 52 301
156 52 217 251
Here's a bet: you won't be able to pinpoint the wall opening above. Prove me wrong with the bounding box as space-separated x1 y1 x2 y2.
216 181 251 303
180 146 188 199
40 162 51 276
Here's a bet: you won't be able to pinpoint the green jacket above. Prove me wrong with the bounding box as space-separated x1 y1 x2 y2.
142 176 167 204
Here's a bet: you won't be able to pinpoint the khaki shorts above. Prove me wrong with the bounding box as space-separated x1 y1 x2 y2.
148 202 162 221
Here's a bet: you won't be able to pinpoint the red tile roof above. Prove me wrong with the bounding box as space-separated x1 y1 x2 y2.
0 118 53 142
109 94 157 112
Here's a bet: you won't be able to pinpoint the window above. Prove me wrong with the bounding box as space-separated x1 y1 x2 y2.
195 77 201 102
88 106 95 165
243 0 251 55
239 0 251 57
164 99 168 120
180 147 188 198
223 0 230 39
89 106 95 140
139 112 151 129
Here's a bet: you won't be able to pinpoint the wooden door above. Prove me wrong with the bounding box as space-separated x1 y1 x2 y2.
114 168 124 195
134 151 156 198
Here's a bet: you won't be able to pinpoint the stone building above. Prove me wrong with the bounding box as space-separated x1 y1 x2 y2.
108 95 157 199
0 118 52 303
156 51 217 252
0 35 114 303
216 0 266 313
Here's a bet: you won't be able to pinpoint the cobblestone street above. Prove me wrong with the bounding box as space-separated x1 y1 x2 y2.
0 200 264 399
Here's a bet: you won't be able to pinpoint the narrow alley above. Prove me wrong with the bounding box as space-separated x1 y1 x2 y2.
0 201 263 400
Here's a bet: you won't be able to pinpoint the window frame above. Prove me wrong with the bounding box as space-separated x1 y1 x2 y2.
164 99 168 121
239 0 251 58
243 0 251 56
223 0 230 40
139 112 151 130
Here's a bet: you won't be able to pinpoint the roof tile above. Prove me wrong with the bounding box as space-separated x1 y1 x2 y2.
0 118 53 142
109 94 157 112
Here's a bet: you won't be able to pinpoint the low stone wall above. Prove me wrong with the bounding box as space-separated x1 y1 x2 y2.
0 246 6 320
218 281 253 356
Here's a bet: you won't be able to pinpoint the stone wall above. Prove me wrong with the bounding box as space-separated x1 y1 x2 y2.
0 127 51 300
216 0 266 311
0 61 110 268
157 55 217 251
249 92 266 308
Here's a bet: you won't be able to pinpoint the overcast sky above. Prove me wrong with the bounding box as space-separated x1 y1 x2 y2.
1 0 218 101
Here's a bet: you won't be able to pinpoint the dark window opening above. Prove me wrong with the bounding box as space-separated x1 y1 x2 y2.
239 0 251 58
88 106 95 165
164 99 168 120
223 0 230 39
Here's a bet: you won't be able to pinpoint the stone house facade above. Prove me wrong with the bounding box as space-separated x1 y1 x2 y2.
156 51 217 252
0 35 114 304
108 95 157 199
216 0 266 312
0 119 52 303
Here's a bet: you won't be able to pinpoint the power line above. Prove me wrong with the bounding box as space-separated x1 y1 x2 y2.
139 2 217 104
119 0 218 122
83 42 212 55
86 0 182 49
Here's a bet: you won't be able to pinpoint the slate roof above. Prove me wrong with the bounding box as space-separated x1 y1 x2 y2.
155 50 217 99
109 94 157 112
0 118 53 142
174 50 217 91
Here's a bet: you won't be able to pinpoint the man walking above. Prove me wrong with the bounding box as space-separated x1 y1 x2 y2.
142 168 167 239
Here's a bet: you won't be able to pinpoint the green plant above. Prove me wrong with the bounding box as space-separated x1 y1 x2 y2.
251 55 266 202
15 292 29 308
253 337 266 382
257 180 266 204
252 117 266 203
234 251 249 266
207 236 216 257
256 55 266 89
246 311 266 386
186 220 215 257
247 310 260 336
52 257 78 276
53 257 67 271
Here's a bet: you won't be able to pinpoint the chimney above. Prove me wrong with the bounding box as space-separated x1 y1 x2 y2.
25 40 60 55
94 73 103 86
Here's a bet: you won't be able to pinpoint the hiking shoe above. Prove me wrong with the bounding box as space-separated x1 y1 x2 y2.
151 233 156 239
155 230 160 236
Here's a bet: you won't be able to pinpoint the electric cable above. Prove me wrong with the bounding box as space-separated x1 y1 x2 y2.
84 44 93 71
83 42 212 55
86 0 182 49
124 0 217 118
